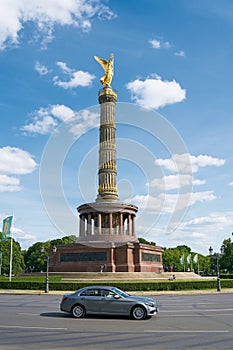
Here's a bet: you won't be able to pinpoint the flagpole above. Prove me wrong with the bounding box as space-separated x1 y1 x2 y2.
9 214 14 282
9 230 13 282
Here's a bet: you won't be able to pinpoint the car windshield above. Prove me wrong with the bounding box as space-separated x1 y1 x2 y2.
111 287 129 298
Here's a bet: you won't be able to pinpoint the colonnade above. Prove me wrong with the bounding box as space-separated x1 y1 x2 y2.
79 212 136 238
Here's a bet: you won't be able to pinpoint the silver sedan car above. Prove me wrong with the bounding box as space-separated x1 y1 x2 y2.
60 285 159 320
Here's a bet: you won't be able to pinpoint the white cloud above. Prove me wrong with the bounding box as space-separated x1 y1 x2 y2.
149 39 161 49
126 75 186 110
0 0 115 50
155 153 225 174
149 174 205 191
193 178 206 186
128 190 216 215
178 212 233 242
182 213 233 227
163 191 216 214
22 115 58 135
35 61 49 75
21 104 76 134
135 209 233 255
158 211 233 254
0 174 21 192
190 191 216 205
0 146 37 192
191 154 225 170
175 50 185 57
149 38 171 49
56 61 72 74
69 110 99 137
53 61 95 89
54 70 95 89
138 152 225 234
228 181 233 186
11 226 36 241
50 104 75 122
21 105 98 136
0 146 37 175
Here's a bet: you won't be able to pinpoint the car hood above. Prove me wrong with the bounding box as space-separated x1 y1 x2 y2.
126 295 157 304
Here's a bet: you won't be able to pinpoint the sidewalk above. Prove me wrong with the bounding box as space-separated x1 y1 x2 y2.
0 288 233 296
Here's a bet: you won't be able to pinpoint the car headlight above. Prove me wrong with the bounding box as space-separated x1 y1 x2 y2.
145 302 155 307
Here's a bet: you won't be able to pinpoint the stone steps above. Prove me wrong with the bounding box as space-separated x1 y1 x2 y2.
48 271 202 281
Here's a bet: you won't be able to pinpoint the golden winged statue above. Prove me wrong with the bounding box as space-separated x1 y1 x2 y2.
94 53 114 87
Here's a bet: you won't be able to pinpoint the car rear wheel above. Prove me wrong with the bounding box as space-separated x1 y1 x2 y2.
131 305 146 320
72 304 86 318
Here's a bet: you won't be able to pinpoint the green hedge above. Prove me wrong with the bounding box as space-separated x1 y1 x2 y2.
1 279 233 291
220 274 233 279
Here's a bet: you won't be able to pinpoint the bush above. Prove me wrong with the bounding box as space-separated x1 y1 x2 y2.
1 279 233 291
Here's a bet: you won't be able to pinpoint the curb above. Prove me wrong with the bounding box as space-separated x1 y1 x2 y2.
0 289 233 296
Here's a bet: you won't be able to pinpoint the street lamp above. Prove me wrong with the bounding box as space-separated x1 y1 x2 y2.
41 245 57 293
209 244 224 292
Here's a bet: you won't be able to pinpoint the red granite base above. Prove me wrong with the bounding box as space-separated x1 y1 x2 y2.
49 242 163 273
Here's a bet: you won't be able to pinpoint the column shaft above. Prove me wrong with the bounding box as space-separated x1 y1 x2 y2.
87 214 92 235
109 213 113 235
98 213 102 235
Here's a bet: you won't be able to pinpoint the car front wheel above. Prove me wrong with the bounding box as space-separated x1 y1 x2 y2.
131 305 146 320
72 304 86 318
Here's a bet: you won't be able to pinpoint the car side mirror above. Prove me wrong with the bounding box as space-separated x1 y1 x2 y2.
113 294 121 299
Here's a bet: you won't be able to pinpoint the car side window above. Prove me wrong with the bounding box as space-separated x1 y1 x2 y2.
101 289 115 297
80 289 101 297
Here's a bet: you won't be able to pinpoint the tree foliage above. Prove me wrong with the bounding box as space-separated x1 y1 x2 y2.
218 238 233 273
0 238 25 275
50 235 76 246
162 245 211 273
138 237 156 246
24 235 77 272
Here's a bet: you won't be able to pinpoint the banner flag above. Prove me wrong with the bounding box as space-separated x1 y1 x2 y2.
180 254 184 265
187 254 191 264
193 254 198 263
2 216 13 241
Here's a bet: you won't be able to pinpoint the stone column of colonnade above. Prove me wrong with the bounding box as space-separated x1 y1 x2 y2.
78 212 137 237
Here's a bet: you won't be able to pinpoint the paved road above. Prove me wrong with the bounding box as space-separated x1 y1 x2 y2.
0 293 233 350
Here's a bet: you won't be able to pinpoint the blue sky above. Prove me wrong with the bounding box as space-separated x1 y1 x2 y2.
0 0 233 255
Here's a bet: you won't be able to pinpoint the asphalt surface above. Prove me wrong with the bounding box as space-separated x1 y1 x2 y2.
0 292 233 349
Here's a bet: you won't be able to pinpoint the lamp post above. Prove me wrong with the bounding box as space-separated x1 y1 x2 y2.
41 245 57 294
209 244 224 292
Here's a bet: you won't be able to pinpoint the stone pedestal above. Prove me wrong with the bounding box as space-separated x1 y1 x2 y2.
50 242 163 273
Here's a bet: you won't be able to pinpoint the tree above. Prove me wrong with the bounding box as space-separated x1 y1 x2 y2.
24 241 49 272
162 247 183 272
219 238 233 273
138 237 156 246
0 238 25 275
50 235 76 246
24 235 77 272
162 245 211 274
